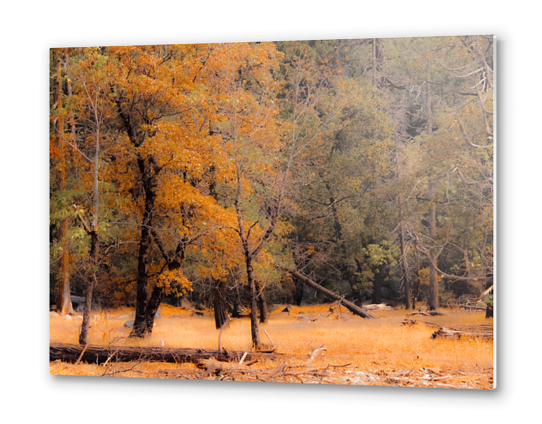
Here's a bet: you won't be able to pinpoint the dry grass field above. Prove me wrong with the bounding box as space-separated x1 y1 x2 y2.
50 303 494 389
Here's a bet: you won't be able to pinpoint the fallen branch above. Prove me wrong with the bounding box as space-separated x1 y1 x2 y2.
74 343 89 365
310 345 327 361
287 270 378 319
264 330 274 345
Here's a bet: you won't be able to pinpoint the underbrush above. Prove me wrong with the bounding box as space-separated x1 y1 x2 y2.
50 303 494 388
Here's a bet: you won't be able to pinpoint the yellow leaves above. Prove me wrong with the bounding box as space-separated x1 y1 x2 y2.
157 268 192 296
418 267 442 285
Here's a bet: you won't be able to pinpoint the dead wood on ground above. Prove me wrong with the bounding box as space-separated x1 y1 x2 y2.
287 270 378 319
50 343 291 365
431 323 493 340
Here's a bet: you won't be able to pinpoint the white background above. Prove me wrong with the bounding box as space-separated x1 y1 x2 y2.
1 1 538 422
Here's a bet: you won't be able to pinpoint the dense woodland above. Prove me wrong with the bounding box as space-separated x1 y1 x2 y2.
50 36 494 348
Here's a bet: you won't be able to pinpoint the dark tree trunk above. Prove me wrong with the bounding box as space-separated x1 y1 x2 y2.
258 297 268 324
130 158 158 337
292 276 304 306
143 236 185 335
485 305 493 318
79 231 98 345
144 285 164 333
131 222 152 337
231 301 241 318
117 102 160 338
214 279 229 329
256 281 268 324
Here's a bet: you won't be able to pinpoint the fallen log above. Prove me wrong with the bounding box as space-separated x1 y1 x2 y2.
287 270 378 319
50 343 290 365
408 311 446 316
431 323 493 340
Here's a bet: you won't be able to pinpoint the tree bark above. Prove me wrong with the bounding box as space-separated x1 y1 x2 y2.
79 230 98 344
246 256 262 347
144 285 164 332
50 343 289 365
426 61 438 311
288 270 378 319
53 49 74 317
214 279 229 329
292 275 304 306
399 221 412 310
428 181 438 310
130 157 158 337
395 140 412 310
372 38 385 90
234 176 261 347
256 281 268 324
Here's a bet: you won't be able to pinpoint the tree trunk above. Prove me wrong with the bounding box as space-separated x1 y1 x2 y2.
130 158 157 337
79 231 98 345
78 66 103 344
428 181 438 310
256 281 268 324
53 49 74 317
399 220 412 310
485 304 493 318
144 285 164 333
372 38 385 90
214 279 229 330
395 142 412 310
245 256 261 348
372 38 377 88
292 275 304 306
426 62 438 311
288 270 378 319
231 301 241 319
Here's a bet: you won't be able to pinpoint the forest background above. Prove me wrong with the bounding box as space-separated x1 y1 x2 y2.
3 1 540 423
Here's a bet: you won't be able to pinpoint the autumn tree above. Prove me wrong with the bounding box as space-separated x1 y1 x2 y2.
50 49 74 316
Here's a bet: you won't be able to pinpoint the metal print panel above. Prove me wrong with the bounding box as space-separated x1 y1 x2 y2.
49 36 495 389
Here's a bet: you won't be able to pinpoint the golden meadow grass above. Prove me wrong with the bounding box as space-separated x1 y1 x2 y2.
50 303 493 388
